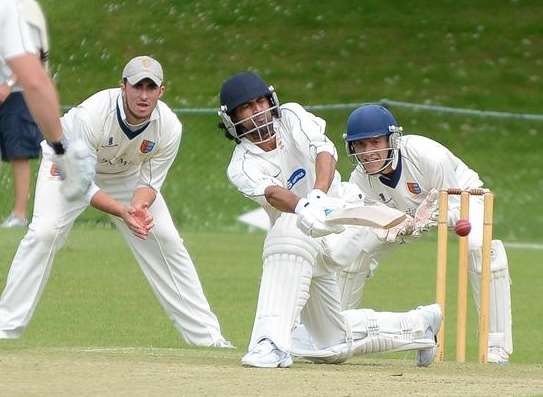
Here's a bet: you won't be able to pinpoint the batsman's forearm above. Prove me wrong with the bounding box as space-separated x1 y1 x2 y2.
314 151 336 192
90 190 125 217
7 55 63 143
264 185 300 213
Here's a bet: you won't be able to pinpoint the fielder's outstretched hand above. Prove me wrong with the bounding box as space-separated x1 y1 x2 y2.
133 202 154 231
122 203 154 240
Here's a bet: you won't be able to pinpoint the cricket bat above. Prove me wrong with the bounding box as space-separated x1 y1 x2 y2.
325 205 406 229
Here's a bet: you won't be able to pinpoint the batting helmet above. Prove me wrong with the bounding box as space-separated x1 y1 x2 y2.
218 71 280 142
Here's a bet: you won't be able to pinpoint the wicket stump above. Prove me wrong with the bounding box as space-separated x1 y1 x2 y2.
435 188 494 363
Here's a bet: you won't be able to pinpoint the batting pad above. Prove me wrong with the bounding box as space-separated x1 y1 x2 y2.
291 307 435 362
248 253 313 352
468 240 512 354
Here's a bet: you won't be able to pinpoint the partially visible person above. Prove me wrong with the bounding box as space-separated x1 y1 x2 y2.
341 104 512 364
0 0 47 228
0 0 93 200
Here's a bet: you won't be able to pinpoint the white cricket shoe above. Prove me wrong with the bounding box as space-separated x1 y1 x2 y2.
0 213 27 228
487 347 509 364
415 304 442 367
54 139 95 201
241 338 293 368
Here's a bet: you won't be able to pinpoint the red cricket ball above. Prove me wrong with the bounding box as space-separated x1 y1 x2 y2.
455 219 471 237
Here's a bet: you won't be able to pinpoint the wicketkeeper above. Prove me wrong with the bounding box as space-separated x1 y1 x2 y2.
0 56 232 348
339 104 512 363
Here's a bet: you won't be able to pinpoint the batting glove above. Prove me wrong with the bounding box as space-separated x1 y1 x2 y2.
306 188 345 214
307 188 327 202
295 198 344 238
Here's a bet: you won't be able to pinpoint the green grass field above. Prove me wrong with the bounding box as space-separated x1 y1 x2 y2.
0 226 540 362
1 227 542 395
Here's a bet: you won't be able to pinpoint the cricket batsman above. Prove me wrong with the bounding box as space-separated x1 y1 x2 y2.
340 104 512 363
218 71 442 368
0 56 232 348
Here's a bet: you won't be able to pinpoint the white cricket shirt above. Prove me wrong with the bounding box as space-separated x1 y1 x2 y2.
227 102 342 225
349 134 482 217
60 88 182 194
0 0 48 90
0 0 37 61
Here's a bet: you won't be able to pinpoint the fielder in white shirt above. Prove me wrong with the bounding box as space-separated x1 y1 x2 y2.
0 56 232 348
218 71 442 368
0 0 93 200
341 104 512 363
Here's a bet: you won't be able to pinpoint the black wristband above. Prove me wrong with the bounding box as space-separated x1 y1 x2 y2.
50 140 66 155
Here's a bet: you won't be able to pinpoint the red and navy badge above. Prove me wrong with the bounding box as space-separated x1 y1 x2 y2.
140 140 156 153
407 182 422 194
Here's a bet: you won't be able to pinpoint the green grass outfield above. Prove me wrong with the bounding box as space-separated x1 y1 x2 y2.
1 226 542 395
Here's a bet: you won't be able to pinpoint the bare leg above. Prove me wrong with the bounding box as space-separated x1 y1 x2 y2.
10 159 31 219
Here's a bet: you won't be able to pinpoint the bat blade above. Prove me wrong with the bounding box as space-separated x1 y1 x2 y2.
325 205 406 229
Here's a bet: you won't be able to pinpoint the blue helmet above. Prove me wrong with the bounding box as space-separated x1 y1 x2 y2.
344 104 403 175
345 104 399 142
218 71 280 143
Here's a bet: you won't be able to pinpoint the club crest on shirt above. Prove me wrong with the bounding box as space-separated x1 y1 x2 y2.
287 168 306 190
407 182 421 194
140 139 156 153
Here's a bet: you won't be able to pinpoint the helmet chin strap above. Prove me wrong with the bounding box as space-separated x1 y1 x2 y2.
387 148 400 172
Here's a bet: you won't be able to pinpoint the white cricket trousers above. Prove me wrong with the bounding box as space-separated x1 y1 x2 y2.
0 153 225 346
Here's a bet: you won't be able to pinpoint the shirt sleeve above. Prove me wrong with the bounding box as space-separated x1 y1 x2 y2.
227 155 283 207
0 0 38 60
281 103 338 161
137 118 182 192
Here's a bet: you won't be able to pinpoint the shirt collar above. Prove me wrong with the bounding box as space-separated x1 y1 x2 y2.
378 150 403 188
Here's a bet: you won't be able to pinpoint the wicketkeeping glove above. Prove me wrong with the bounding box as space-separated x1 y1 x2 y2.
374 214 415 244
413 188 440 236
